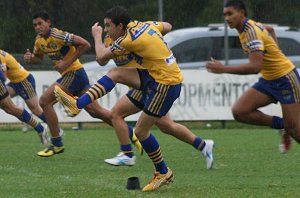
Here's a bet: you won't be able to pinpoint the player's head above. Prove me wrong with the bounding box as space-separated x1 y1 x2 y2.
103 6 131 41
224 0 247 30
32 10 51 37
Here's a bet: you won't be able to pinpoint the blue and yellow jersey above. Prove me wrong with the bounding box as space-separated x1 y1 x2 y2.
104 36 142 68
240 19 294 80
0 50 29 83
33 28 83 75
111 20 183 85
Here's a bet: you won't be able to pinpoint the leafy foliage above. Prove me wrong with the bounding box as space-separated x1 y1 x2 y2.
1 0 299 53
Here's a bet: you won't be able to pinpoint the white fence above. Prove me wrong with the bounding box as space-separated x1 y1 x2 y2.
0 69 282 123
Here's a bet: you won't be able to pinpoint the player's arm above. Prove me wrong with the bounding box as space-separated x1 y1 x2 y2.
23 49 44 64
206 51 263 74
64 35 91 67
263 25 278 45
161 22 172 36
95 40 110 66
91 22 115 66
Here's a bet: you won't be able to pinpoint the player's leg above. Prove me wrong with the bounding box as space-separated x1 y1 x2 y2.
83 100 113 126
156 115 214 169
18 74 46 122
103 93 143 166
281 103 300 144
0 93 48 147
24 95 45 121
233 77 291 153
6 84 29 132
279 68 300 144
38 82 64 157
135 112 174 192
7 75 47 134
79 69 143 164
232 88 276 126
137 73 180 191
54 67 141 116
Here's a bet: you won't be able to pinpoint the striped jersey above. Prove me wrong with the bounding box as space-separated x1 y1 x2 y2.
110 20 183 85
104 36 142 68
239 19 294 80
33 28 83 75
0 50 29 83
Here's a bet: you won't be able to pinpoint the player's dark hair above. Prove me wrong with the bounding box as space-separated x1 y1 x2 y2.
33 10 50 21
225 0 247 17
104 6 131 29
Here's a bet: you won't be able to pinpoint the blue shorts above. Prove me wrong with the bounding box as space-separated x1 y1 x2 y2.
56 68 90 96
128 69 181 117
0 71 5 81
127 88 144 110
0 75 9 100
7 74 36 100
253 68 300 104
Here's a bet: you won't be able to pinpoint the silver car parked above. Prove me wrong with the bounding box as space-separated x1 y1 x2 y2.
164 25 300 69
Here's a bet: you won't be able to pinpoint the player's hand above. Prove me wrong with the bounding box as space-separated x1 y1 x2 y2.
206 58 225 74
24 49 33 64
91 22 103 38
54 60 68 73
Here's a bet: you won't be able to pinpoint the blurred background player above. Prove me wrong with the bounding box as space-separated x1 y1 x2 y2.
54 6 214 191
0 49 47 132
24 10 142 158
206 0 297 153
0 57 48 147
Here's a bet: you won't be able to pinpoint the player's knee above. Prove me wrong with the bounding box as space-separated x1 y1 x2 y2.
39 96 47 109
107 67 121 82
111 109 122 122
231 106 244 122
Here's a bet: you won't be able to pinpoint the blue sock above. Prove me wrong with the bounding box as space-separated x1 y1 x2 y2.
18 109 31 123
141 134 168 174
77 75 115 109
51 136 63 147
271 116 284 129
18 110 43 133
193 137 206 151
38 112 47 123
34 124 44 133
76 94 92 109
121 144 133 158
128 125 133 140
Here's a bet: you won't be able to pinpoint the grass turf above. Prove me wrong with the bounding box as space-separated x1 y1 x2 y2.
0 126 299 198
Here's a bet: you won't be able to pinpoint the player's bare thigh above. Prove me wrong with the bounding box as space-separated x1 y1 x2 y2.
0 95 23 116
232 87 275 115
106 67 141 89
40 82 59 107
111 95 140 118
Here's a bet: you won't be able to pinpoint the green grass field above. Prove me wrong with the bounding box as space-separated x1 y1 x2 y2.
0 125 299 198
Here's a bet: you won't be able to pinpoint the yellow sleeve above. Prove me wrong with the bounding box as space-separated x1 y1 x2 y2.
246 26 264 53
147 21 164 34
